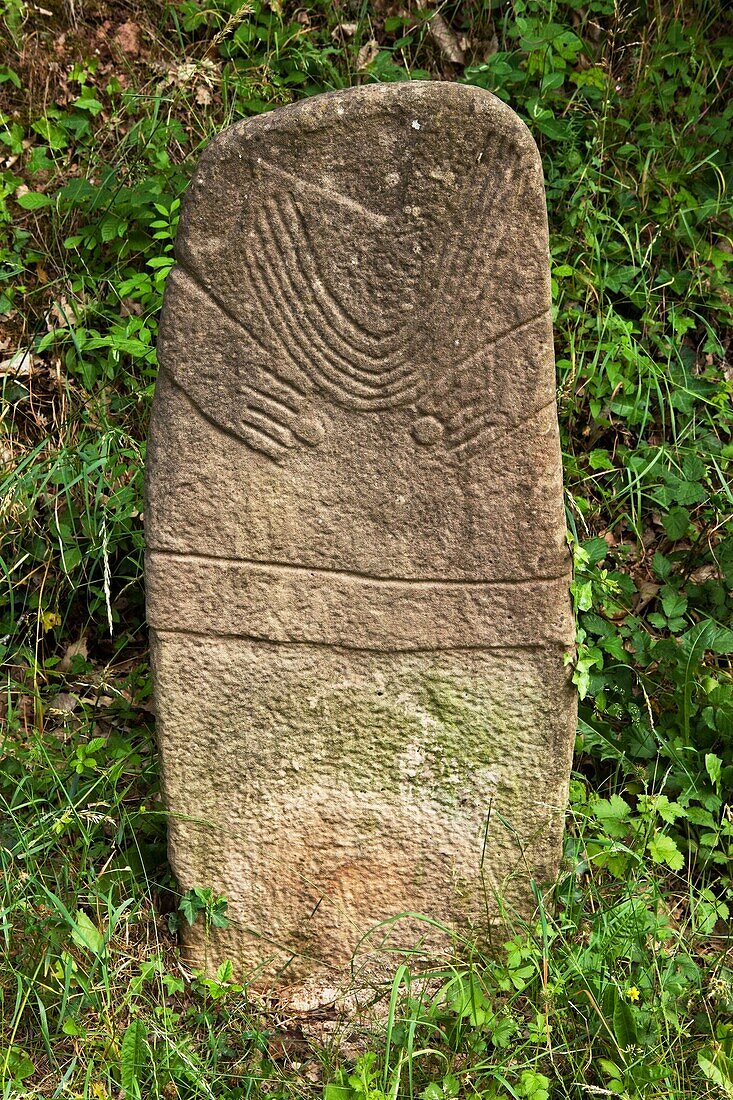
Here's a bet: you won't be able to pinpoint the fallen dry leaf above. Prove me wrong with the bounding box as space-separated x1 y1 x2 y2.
427 12 465 64
634 579 660 613
114 21 141 56
59 636 89 673
689 565 720 584
414 0 465 65
332 22 358 40
356 39 379 70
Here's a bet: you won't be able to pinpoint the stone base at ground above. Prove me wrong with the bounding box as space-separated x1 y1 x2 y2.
152 632 574 981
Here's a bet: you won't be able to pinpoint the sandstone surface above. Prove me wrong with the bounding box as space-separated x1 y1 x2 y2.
145 81 576 983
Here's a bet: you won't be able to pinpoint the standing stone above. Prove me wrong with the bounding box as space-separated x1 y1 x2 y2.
145 82 576 984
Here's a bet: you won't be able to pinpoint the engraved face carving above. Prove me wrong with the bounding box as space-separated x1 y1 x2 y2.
159 106 553 464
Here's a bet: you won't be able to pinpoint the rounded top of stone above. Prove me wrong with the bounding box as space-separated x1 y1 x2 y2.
198 81 540 171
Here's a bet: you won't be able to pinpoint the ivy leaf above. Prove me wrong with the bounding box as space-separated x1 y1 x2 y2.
216 960 233 983
661 588 687 618
663 506 691 540
16 191 53 210
648 832 685 871
210 907 230 929
178 892 200 927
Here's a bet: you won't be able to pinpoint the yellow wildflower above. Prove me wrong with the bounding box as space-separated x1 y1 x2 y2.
627 986 640 1003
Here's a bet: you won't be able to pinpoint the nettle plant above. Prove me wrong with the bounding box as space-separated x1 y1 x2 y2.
1 61 189 664
569 534 732 895
322 874 733 1099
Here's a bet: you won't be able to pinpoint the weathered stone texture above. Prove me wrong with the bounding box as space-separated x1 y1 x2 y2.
145 81 576 983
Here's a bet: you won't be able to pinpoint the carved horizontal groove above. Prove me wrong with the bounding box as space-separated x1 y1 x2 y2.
148 549 570 588
146 551 575 651
151 627 545 656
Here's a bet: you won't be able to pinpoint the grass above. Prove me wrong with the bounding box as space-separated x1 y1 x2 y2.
1 0 732 1095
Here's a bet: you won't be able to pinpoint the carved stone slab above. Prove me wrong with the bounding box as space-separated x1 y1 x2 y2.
145 82 576 983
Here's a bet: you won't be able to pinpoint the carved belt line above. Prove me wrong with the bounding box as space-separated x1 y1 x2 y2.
146 551 574 652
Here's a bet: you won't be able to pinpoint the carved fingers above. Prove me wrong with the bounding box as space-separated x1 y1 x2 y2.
233 372 326 462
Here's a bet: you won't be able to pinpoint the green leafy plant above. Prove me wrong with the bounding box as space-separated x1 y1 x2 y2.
1 0 731 1096
171 886 231 933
